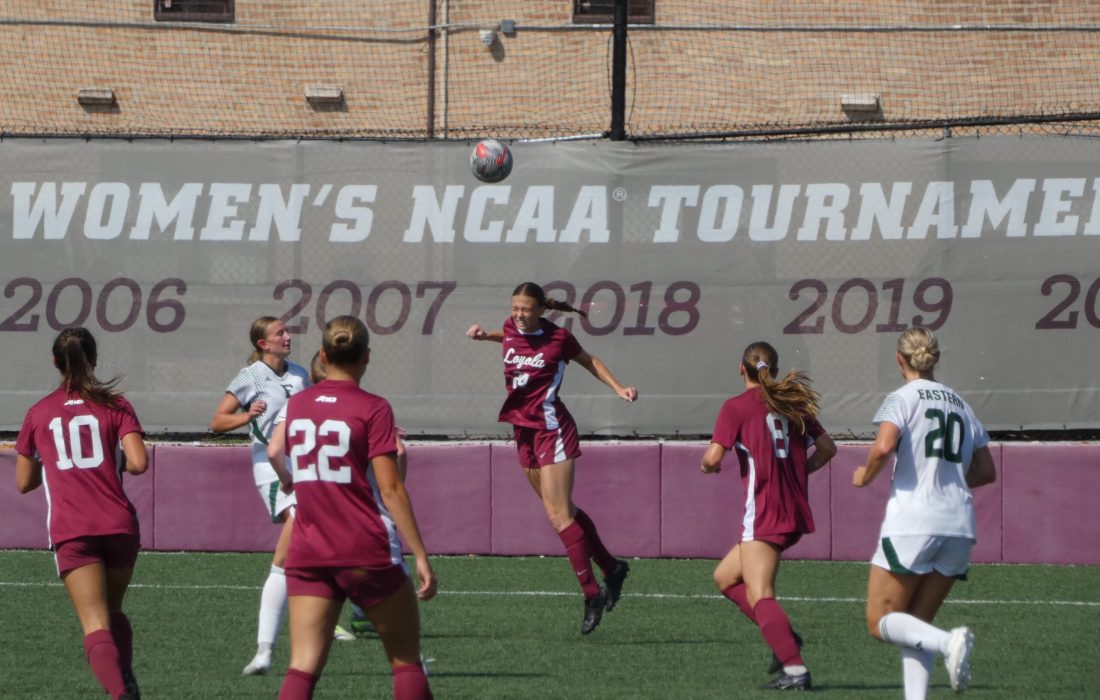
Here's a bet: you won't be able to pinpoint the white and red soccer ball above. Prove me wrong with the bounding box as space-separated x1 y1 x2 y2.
470 139 513 183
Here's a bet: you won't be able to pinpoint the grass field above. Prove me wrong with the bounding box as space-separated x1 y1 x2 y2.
0 551 1096 699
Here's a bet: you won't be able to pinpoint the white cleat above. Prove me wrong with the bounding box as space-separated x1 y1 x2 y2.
242 651 272 676
333 624 356 642
945 626 974 693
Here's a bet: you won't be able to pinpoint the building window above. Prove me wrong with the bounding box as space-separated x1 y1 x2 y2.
154 0 235 23
573 1 654 24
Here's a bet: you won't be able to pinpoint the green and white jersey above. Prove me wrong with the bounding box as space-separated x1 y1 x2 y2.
873 379 990 540
225 360 310 485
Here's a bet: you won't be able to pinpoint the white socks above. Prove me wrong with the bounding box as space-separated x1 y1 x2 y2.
878 612 950 655
901 647 934 700
257 565 288 647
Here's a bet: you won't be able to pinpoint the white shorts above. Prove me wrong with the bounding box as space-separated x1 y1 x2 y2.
257 481 296 523
872 535 973 579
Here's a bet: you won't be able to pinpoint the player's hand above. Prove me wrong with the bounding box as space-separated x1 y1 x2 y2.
248 400 267 417
852 466 869 487
618 386 638 402
415 557 437 601
466 324 487 340
701 462 720 474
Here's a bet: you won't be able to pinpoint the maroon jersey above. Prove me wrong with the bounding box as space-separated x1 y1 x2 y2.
284 379 401 569
711 388 825 539
497 317 583 429
16 388 143 547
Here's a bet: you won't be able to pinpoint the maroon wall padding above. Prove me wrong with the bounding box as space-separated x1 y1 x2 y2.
402 445 491 555
153 445 281 552
828 444 1004 564
1 442 1096 564
1001 443 1100 565
489 442 662 558
0 448 154 550
660 443 740 558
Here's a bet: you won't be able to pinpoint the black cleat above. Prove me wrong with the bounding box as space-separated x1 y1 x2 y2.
769 630 804 674
581 588 607 635
761 670 812 691
604 560 630 612
122 669 141 700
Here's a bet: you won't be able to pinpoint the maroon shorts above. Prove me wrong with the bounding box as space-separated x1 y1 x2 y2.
513 420 581 469
54 533 140 576
286 563 408 609
749 532 804 551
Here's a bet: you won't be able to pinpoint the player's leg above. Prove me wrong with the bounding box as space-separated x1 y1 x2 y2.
278 595 343 700
714 543 755 621
909 538 973 693
741 540 808 688
246 498 294 675
103 534 140 699
539 458 606 632
62 560 128 699
360 577 432 700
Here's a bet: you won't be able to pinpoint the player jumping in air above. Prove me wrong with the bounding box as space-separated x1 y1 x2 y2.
467 282 637 635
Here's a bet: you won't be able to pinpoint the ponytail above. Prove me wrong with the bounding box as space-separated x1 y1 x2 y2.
247 316 280 364
512 282 588 318
51 327 122 407
742 341 820 433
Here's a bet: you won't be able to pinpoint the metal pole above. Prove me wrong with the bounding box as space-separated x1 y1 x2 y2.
426 0 437 138
610 0 628 140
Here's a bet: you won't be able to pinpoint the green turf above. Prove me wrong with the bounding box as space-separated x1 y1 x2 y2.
0 551 1096 698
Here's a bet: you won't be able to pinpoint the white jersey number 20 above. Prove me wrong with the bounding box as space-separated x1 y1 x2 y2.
288 418 352 484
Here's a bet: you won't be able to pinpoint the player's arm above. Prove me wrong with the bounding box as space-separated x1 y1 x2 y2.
701 442 726 474
267 421 293 492
807 432 837 475
120 432 149 475
14 453 42 493
853 421 900 487
373 453 437 601
466 324 504 343
209 392 263 433
573 350 638 402
966 446 997 489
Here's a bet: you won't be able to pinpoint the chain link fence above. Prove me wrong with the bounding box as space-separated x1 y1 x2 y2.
4 2 1100 140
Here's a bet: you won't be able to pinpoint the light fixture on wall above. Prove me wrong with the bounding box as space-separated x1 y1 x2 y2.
76 87 116 106
305 85 344 107
840 93 881 113
479 29 497 48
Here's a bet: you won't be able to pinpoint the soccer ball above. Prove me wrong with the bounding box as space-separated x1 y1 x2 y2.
470 139 513 183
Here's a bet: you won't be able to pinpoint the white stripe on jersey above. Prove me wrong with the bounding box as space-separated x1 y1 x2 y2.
735 441 757 540
366 465 407 568
540 360 567 430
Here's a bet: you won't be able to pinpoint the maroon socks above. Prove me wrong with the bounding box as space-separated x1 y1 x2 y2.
278 668 318 699
754 597 805 666
573 509 617 576
721 583 757 623
109 611 133 673
393 662 433 700
558 521 601 599
83 629 127 699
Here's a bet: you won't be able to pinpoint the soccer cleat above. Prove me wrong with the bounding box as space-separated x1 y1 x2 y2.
242 651 272 676
945 626 974 693
350 615 378 638
761 670 813 691
333 624 356 642
581 588 607 635
769 630 805 675
121 669 141 699
604 560 630 612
